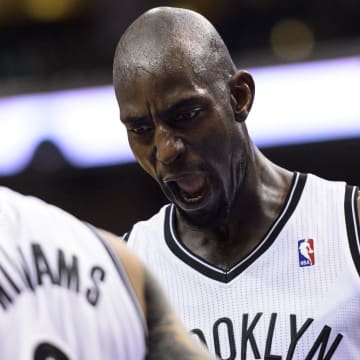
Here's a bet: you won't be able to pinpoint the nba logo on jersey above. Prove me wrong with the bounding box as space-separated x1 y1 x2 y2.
298 238 315 267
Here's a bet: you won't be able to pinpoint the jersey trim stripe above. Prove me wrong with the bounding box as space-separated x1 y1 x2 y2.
164 172 307 283
85 223 148 334
345 185 360 277
123 231 131 242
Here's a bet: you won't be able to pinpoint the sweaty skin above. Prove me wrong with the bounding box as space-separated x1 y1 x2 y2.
113 7 360 271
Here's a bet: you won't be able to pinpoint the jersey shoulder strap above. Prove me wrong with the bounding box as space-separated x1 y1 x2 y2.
345 185 360 277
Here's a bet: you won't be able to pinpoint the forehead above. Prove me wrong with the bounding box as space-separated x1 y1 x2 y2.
116 62 209 117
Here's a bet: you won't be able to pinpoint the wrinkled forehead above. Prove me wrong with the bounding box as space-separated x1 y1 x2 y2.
115 44 211 99
115 38 210 83
115 57 210 118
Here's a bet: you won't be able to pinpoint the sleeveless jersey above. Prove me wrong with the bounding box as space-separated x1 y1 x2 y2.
0 187 146 360
126 172 360 359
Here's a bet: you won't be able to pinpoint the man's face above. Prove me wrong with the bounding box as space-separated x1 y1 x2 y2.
115 65 246 227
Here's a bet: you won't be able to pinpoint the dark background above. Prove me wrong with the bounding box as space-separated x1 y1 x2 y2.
1 0 360 234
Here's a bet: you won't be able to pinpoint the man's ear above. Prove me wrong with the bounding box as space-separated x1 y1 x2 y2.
229 70 255 123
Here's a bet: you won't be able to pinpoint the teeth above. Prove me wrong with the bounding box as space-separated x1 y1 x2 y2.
180 189 203 203
165 179 206 205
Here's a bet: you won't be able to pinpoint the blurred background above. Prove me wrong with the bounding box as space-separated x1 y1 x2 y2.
0 0 360 234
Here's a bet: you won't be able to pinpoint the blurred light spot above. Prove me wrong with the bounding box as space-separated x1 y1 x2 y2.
271 19 315 61
24 0 81 22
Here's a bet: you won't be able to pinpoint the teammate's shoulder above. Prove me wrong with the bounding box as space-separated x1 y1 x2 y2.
0 186 88 235
0 186 53 210
0 186 47 216
97 228 146 312
0 186 27 202
98 229 144 275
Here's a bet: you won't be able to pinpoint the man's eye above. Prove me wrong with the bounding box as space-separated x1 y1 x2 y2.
176 109 200 122
129 125 152 135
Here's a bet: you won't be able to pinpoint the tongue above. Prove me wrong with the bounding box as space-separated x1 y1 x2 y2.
176 174 206 195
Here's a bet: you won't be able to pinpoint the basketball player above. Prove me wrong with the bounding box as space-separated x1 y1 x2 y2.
0 187 214 359
113 6 360 359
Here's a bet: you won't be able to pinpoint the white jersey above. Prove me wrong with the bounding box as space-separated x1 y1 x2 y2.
126 172 360 359
0 187 146 360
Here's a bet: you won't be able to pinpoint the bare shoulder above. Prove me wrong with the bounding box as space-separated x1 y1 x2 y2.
96 228 146 313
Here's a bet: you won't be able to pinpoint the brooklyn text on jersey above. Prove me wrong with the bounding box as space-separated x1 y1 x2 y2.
191 313 342 359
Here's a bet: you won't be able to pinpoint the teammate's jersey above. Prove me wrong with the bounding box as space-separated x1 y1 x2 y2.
0 187 146 360
126 172 360 359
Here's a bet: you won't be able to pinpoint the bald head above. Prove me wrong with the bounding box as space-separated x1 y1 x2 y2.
113 7 236 91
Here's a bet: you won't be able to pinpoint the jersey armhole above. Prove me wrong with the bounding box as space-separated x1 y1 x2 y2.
345 185 360 277
84 223 147 333
123 230 132 242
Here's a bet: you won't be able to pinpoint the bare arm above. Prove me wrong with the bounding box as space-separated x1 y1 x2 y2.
98 229 215 360
143 268 213 360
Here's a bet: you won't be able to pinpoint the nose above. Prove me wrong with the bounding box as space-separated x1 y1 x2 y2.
155 126 185 165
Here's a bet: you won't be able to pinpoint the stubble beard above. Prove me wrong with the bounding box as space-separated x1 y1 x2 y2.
177 177 229 229
180 153 248 229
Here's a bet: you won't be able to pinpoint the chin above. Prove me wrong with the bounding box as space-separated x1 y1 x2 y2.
178 197 228 228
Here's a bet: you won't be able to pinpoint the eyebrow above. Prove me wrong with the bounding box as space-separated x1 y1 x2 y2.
122 95 206 124
162 96 205 117
122 115 150 125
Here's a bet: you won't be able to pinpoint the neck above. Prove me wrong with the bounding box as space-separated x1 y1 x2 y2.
176 149 294 270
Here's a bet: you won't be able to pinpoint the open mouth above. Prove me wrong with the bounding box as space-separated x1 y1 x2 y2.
164 173 209 207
